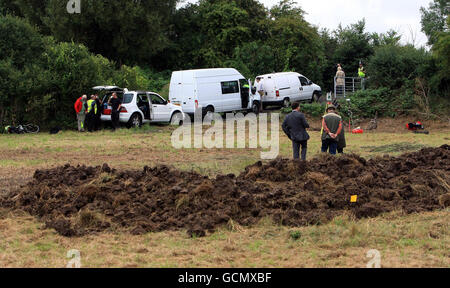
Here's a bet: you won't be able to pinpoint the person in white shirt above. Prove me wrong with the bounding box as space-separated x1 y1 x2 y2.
255 77 265 97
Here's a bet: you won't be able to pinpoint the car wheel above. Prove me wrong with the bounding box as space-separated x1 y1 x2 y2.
283 98 291 108
311 92 319 103
170 112 184 126
129 114 142 128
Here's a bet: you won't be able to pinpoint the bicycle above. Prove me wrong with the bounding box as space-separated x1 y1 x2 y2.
5 124 40 134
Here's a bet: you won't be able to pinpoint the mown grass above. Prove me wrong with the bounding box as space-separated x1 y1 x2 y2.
0 209 448 268
0 120 448 174
0 118 449 268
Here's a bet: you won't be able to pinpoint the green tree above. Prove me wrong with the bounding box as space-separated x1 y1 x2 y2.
420 0 449 46
226 41 276 78
267 1 325 85
159 0 268 72
333 20 374 77
368 45 430 90
14 0 178 66
320 28 339 91
0 1 21 15
431 16 450 93
371 30 402 47
0 15 45 126
13 0 50 33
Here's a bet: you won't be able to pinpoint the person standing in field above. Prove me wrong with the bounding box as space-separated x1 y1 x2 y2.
86 95 97 132
337 121 346 154
282 102 310 160
255 77 265 97
321 104 343 155
335 65 345 97
109 92 122 131
358 63 367 90
94 94 103 131
74 95 88 132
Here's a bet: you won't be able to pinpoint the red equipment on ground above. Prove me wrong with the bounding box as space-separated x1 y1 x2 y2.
406 122 424 131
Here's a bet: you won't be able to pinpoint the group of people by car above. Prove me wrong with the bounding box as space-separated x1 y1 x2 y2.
74 93 122 132
282 102 346 160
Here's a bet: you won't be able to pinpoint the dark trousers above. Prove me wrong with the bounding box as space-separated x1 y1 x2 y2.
322 139 338 155
86 112 95 132
111 111 120 130
94 113 102 131
292 140 308 160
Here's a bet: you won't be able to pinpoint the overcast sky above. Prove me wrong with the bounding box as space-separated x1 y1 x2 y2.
182 0 432 47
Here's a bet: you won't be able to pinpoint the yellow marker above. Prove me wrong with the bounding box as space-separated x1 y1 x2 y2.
351 195 358 203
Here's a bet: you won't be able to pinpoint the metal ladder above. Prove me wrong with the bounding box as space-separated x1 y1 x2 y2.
334 77 364 99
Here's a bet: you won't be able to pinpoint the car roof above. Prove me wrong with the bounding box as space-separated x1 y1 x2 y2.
126 90 158 93
92 86 123 91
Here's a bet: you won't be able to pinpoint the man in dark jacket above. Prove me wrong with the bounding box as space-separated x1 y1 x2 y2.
282 102 310 160
94 94 103 131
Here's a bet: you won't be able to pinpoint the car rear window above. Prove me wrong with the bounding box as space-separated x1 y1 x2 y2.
122 93 134 104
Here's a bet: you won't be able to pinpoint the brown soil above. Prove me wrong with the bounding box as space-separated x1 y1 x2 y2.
1 145 449 238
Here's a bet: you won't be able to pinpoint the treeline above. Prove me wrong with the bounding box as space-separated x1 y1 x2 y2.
0 0 449 129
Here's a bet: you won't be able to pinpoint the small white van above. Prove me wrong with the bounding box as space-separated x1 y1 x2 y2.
169 68 261 116
256 72 322 108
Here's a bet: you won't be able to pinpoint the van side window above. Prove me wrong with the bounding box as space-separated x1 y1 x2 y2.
221 81 239 94
299 77 309 86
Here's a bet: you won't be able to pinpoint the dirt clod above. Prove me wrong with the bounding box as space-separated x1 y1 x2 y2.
1 145 449 237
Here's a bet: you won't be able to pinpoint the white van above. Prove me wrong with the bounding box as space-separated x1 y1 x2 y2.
169 68 261 117
256 72 322 108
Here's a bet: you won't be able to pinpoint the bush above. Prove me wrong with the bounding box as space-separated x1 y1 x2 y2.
300 103 326 118
281 103 325 118
368 45 430 90
341 88 396 118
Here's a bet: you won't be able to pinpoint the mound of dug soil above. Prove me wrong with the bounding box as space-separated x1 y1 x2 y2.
1 145 449 237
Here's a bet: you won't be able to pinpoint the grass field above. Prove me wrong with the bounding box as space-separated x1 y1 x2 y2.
0 117 449 268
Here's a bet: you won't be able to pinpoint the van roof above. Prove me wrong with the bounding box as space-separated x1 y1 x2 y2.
257 72 304 78
173 68 243 78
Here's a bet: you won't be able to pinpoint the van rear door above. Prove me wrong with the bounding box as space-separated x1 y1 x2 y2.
170 71 196 114
275 75 291 102
287 74 302 102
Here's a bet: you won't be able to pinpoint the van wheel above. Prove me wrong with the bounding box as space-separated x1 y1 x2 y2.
251 102 260 114
311 92 319 103
170 112 184 126
283 98 291 108
129 113 142 128
204 106 215 121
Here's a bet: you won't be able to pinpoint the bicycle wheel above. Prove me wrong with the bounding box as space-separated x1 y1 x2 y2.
23 124 40 134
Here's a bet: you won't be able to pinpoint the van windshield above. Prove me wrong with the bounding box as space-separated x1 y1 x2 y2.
122 93 134 104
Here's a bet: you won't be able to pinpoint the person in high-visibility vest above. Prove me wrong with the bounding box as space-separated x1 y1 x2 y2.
86 95 97 132
358 63 366 90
